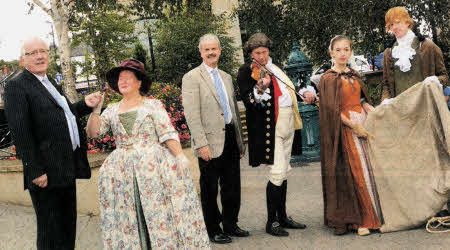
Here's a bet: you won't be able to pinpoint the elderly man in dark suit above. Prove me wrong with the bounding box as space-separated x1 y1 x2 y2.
4 37 102 250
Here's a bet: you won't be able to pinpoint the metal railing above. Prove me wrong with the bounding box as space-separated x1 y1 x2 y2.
0 123 15 160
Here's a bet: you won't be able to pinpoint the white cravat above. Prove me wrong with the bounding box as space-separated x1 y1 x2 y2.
392 30 416 72
264 58 292 107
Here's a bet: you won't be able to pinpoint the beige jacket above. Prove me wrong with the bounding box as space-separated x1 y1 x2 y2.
182 65 245 158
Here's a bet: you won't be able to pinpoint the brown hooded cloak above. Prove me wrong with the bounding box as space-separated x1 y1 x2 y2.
318 69 372 229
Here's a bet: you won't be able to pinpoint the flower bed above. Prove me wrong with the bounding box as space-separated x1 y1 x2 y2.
85 82 191 154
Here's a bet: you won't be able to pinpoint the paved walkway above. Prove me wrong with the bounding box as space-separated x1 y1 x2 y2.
1 159 449 249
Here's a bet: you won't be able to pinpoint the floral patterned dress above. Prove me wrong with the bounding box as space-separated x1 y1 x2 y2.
98 99 210 250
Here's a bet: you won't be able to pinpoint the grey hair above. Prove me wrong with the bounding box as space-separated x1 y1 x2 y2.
198 34 221 50
20 37 49 57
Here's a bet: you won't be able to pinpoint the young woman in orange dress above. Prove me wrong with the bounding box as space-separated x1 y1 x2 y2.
318 35 383 236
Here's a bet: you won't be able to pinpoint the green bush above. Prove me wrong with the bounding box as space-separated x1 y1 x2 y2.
153 8 238 86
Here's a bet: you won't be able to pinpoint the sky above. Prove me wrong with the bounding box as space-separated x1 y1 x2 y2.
0 0 53 61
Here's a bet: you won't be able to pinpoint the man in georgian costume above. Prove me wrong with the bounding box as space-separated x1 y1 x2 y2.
381 7 449 217
237 33 306 237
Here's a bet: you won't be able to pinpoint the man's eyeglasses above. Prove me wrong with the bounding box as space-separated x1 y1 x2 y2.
24 49 49 57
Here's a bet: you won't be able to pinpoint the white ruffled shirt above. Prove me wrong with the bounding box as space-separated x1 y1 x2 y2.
392 30 416 72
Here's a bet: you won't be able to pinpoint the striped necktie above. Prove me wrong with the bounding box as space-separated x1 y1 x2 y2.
211 69 230 123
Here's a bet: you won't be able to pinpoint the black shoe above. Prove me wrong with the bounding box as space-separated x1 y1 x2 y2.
224 225 250 237
435 209 449 217
209 233 232 244
279 216 307 229
266 222 289 237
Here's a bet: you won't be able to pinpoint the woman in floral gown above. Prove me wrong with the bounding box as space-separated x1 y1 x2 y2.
87 59 210 249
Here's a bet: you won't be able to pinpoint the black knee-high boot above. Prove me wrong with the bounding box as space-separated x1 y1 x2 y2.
278 180 307 229
266 181 279 224
278 180 288 221
266 181 289 236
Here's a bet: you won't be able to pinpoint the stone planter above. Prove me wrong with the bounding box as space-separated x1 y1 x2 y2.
0 148 200 215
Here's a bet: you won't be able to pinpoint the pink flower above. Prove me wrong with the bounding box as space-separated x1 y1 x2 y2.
181 124 187 129
169 107 174 112
170 118 175 123
106 98 110 102
149 95 154 99
103 87 108 91
112 143 116 147
179 95 182 100
167 113 172 118
185 134 190 139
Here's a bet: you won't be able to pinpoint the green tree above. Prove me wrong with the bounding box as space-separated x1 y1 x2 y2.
127 0 211 76
234 0 299 64
132 41 149 71
236 0 449 66
71 1 136 82
153 7 238 87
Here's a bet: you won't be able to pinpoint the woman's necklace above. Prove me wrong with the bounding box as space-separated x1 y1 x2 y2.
120 96 144 112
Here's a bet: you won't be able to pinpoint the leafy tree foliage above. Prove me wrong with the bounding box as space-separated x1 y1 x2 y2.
132 41 149 71
71 1 136 82
236 0 449 67
152 7 238 87
127 0 211 76
233 0 299 65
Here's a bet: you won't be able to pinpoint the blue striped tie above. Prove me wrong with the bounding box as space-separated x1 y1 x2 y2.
211 69 230 124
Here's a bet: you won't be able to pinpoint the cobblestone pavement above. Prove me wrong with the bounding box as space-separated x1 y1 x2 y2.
1 159 449 249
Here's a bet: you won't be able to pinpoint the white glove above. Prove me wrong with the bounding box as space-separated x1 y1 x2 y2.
424 76 442 90
380 98 393 106
176 154 190 173
298 85 317 96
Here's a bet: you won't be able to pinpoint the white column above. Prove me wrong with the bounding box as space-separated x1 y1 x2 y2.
211 0 245 64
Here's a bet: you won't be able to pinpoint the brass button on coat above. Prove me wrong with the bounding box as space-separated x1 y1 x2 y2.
266 148 270 152
266 118 270 122
266 155 270 159
266 110 270 115
266 133 270 137
266 140 270 144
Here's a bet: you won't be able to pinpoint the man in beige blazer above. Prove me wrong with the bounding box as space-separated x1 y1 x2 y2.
182 34 247 244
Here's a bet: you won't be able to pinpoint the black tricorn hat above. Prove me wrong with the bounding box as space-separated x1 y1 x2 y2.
106 59 151 95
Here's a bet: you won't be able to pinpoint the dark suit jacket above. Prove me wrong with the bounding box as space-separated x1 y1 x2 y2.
4 69 92 190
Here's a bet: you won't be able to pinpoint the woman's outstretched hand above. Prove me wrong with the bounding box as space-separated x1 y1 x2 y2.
352 122 373 139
